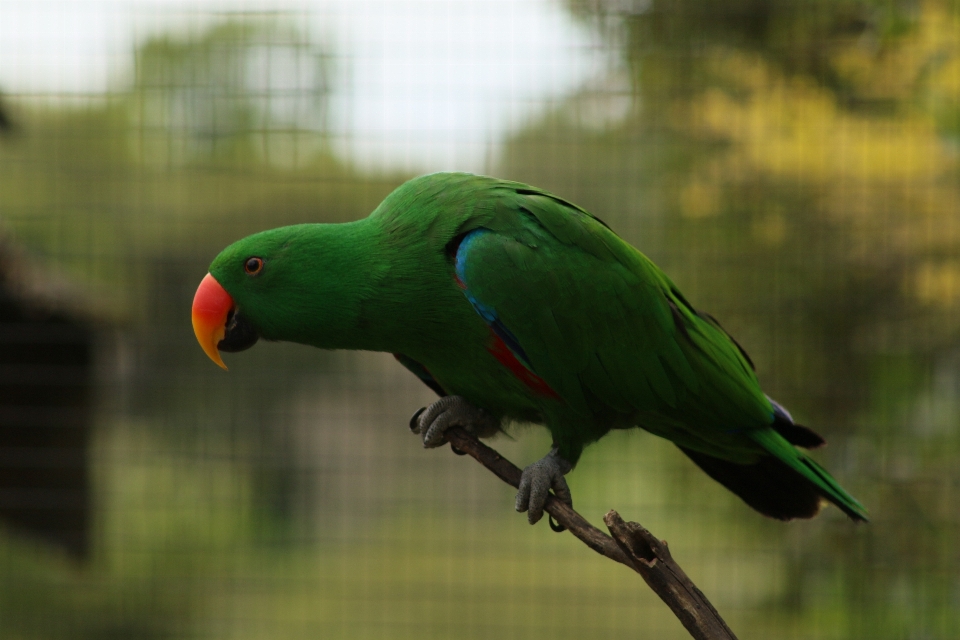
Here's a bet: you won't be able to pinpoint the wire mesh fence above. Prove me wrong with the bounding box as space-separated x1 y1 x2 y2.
1 1 959 638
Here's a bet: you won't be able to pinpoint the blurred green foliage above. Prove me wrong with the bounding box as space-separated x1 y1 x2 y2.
0 18 401 318
1 4 959 639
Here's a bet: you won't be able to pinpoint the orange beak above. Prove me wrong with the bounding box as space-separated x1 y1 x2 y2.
192 273 233 370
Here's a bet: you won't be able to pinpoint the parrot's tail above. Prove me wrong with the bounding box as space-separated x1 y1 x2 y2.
678 429 868 522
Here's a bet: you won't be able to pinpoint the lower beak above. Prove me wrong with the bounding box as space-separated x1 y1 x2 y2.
192 273 232 369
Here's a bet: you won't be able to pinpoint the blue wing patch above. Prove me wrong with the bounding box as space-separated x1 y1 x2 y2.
455 229 533 367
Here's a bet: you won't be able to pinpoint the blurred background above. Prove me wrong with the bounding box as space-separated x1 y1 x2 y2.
0 0 958 638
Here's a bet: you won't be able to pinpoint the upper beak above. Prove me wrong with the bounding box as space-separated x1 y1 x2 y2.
192 273 232 369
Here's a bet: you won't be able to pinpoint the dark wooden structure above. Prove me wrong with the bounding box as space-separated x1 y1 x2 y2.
0 244 94 558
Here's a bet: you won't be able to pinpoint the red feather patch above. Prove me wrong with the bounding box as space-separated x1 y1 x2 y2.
486 329 561 399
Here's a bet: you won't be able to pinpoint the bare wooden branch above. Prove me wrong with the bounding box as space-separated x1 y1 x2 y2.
443 426 738 640
604 511 739 640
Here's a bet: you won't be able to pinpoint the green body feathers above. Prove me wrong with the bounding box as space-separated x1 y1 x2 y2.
208 172 867 522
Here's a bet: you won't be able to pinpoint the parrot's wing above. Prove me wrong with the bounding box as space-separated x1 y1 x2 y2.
455 187 775 439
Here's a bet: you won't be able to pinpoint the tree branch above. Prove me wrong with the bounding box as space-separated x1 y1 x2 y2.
443 426 738 640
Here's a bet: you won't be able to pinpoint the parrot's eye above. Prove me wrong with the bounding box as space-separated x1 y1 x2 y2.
244 257 264 275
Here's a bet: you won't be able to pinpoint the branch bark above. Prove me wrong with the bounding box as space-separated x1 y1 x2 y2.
443 426 738 640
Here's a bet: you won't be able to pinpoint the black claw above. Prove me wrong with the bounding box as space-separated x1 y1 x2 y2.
548 515 566 533
409 407 426 432
450 443 467 456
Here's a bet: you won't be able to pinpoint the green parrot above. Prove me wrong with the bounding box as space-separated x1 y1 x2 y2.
192 172 867 524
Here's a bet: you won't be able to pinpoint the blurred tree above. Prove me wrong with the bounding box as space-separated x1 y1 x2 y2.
0 18 400 285
132 20 332 167
505 0 960 421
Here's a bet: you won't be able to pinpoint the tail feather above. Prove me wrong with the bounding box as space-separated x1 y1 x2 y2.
678 429 868 522
679 446 824 520
749 428 868 521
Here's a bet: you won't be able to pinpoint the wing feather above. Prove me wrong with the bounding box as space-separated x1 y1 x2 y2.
454 183 776 445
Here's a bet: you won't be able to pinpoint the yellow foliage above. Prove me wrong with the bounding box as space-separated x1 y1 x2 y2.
752 210 788 246
692 53 949 183
913 260 960 307
672 2 960 309
679 180 721 218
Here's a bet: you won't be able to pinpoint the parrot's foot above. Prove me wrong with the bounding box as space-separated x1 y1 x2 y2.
515 447 573 526
409 396 500 449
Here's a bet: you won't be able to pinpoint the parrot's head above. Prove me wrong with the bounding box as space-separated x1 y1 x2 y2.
191 227 293 369
192 222 374 369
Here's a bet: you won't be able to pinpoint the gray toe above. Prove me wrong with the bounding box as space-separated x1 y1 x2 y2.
412 396 501 449
515 448 574 525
